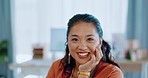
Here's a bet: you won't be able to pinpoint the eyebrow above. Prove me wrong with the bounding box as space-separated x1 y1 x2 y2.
86 34 95 37
70 34 94 37
70 35 78 37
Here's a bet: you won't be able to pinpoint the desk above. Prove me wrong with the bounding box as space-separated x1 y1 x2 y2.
9 59 52 78
116 60 148 78
9 59 148 78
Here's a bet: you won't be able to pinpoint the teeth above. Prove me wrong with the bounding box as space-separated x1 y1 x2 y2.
78 53 88 56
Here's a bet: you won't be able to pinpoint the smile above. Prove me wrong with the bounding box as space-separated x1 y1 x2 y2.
77 52 90 57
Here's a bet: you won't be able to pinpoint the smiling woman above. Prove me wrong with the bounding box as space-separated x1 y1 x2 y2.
46 14 123 78
67 22 101 65
13 0 128 66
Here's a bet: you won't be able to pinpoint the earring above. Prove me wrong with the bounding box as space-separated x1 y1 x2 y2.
68 53 70 64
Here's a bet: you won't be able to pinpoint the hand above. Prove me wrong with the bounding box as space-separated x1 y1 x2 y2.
79 45 103 72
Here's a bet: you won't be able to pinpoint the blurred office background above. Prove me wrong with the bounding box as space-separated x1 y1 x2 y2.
0 0 148 78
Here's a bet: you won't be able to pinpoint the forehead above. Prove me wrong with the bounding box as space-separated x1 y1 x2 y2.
69 22 98 36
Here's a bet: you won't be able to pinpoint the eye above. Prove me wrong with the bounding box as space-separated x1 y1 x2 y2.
71 38 79 42
87 38 94 42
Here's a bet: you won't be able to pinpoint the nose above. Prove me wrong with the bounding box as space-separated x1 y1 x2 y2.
78 41 87 50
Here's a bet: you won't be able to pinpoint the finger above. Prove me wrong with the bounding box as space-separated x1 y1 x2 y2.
95 46 103 65
95 47 100 61
79 55 95 71
84 54 95 66
88 54 95 64
95 44 102 60
99 47 103 58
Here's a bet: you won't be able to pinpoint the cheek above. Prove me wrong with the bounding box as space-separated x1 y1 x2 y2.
68 43 77 52
68 43 78 58
89 43 99 53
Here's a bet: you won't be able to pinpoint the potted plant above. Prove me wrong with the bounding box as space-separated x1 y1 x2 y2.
0 39 8 62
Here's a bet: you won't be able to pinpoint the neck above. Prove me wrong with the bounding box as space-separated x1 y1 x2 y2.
71 66 78 78
75 64 79 71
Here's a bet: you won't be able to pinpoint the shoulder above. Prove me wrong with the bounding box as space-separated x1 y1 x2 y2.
51 59 63 70
107 64 123 78
102 62 121 72
46 59 64 78
106 63 123 76
96 62 123 78
52 59 62 66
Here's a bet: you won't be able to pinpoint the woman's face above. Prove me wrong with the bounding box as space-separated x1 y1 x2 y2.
68 22 101 65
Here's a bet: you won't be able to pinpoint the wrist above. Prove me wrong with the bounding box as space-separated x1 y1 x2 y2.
78 71 90 77
78 75 89 78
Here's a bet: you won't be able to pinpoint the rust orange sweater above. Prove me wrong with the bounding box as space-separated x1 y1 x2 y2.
46 59 123 78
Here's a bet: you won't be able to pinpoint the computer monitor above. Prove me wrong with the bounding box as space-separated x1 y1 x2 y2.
50 28 66 51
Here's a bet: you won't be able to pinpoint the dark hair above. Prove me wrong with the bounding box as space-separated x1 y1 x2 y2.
61 14 120 78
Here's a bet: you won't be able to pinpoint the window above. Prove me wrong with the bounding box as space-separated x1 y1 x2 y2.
13 0 128 66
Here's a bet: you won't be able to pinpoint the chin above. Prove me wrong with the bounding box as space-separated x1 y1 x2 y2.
77 59 89 65
75 56 90 65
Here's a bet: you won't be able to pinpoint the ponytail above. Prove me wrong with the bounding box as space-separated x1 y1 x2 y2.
101 39 120 68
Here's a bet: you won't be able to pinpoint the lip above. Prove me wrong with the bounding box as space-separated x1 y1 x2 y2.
77 52 90 58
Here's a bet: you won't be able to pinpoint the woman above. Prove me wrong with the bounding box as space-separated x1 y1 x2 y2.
46 14 123 78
